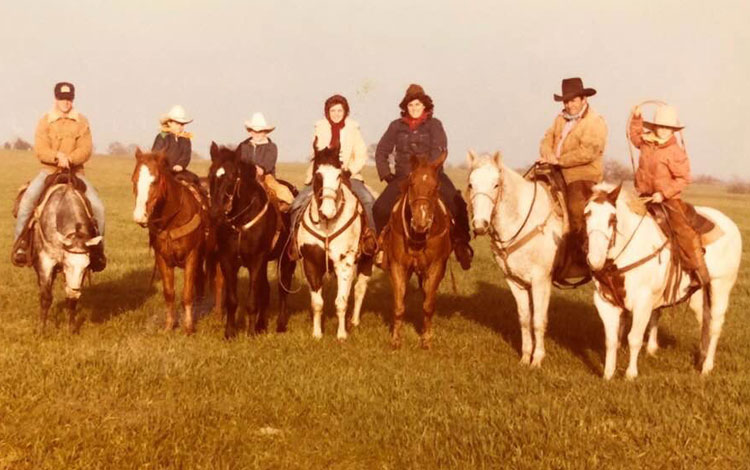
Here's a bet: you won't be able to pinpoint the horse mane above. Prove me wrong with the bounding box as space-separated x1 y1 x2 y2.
312 144 342 169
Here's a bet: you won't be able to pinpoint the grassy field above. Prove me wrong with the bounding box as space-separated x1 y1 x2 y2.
0 149 748 469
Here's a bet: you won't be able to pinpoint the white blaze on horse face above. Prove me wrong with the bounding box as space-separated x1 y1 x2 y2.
133 165 156 224
585 200 616 270
215 167 225 178
63 253 89 298
469 161 500 232
317 164 341 219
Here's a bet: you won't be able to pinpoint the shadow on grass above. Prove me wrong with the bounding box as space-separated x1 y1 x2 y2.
82 268 157 323
364 271 624 375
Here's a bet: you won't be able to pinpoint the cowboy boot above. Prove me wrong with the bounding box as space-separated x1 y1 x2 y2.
360 222 378 257
10 230 31 267
374 227 389 269
88 242 107 272
452 195 474 270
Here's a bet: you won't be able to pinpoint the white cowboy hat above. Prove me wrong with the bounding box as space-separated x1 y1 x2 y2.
159 105 193 125
244 112 275 132
644 105 684 130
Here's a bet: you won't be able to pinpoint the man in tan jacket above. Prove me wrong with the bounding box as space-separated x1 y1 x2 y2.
12 82 106 271
539 77 607 277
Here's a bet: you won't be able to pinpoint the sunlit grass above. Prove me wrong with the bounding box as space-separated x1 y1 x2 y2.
0 150 748 469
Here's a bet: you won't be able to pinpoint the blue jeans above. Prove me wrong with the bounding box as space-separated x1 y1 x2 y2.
290 180 375 230
14 171 106 240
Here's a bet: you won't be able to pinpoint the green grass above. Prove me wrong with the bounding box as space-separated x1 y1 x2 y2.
0 150 748 469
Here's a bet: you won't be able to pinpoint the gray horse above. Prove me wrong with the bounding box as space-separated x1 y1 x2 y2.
33 182 102 333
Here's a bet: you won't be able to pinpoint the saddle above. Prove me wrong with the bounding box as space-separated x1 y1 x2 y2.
12 172 87 218
648 202 721 246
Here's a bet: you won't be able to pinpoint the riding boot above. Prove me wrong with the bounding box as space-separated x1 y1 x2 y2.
10 228 31 267
88 242 107 272
451 194 473 270
374 226 390 269
360 222 378 257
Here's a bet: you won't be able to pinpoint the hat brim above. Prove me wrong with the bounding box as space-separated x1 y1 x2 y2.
643 120 684 131
554 88 597 102
160 115 193 125
244 124 275 132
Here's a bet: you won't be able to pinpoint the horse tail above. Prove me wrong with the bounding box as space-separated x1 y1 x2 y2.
700 284 712 363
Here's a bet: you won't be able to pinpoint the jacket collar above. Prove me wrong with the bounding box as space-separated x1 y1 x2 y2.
47 108 80 123
643 133 676 147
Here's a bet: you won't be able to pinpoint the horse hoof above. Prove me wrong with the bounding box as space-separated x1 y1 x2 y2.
276 325 288 333
312 333 323 340
519 355 532 366
625 370 638 381
391 339 402 350
184 326 196 336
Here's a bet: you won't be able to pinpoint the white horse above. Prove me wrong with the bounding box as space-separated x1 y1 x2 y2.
295 145 371 340
467 151 564 367
585 183 742 379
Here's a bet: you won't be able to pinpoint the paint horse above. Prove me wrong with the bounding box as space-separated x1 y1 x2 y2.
467 151 564 366
295 144 372 340
132 149 215 334
30 173 103 333
208 143 296 338
585 184 741 379
381 152 452 349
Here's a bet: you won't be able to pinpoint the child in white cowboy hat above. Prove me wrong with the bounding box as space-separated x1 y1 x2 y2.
630 103 709 287
237 112 294 206
152 105 194 173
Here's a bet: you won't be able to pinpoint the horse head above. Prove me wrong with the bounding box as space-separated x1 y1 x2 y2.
584 183 622 270
406 151 446 234
312 140 347 221
132 148 170 226
467 150 503 235
208 142 242 219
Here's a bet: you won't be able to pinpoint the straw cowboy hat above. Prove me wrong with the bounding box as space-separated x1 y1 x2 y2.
244 112 275 132
553 77 597 102
159 105 193 125
644 105 684 130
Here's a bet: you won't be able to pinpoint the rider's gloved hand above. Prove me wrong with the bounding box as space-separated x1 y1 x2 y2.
56 152 70 169
172 165 184 172
652 192 664 203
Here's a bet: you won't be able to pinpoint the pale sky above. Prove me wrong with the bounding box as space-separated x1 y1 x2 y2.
2 0 748 178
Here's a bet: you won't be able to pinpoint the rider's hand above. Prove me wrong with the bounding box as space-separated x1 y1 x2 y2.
172 165 184 172
632 105 642 118
652 192 664 203
56 152 70 169
256 166 265 177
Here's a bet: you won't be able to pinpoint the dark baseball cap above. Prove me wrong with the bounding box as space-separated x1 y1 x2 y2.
54 82 75 101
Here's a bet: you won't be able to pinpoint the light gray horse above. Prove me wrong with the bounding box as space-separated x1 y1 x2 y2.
33 182 101 333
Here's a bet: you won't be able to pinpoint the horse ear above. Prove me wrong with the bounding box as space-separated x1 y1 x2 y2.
85 235 102 247
312 136 319 154
608 184 623 205
210 141 219 162
466 150 477 168
493 151 503 168
135 147 143 161
432 151 448 170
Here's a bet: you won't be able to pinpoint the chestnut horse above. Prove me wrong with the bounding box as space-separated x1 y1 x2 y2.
208 143 296 338
132 149 217 334
381 152 452 349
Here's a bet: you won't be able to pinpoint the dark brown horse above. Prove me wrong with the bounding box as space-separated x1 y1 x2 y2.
381 152 452 349
132 149 219 334
208 143 296 338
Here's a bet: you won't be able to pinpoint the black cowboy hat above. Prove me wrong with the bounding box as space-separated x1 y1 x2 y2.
553 77 596 102
54 82 75 101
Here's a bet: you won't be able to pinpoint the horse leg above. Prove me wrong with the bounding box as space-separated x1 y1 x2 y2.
222 259 239 339
249 261 270 334
66 296 81 334
389 264 408 349
156 254 177 331
181 250 200 335
420 262 446 350
625 299 653 380
352 259 372 326
311 287 324 339
214 261 225 320
506 280 533 365
36 261 55 334
530 279 552 368
334 258 356 341
276 256 295 333
646 309 662 356
692 280 728 375
594 290 622 380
